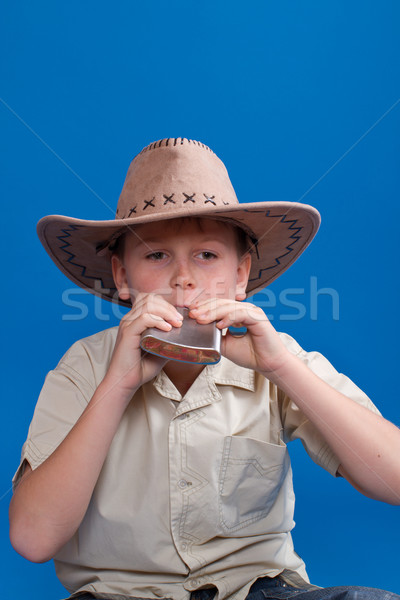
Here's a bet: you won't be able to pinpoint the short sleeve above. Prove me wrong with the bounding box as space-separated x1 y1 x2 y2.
277 332 381 477
13 327 118 489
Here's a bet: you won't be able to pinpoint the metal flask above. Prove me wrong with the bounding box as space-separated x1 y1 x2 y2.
140 307 221 365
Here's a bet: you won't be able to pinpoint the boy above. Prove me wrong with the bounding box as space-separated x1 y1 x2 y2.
9 138 400 600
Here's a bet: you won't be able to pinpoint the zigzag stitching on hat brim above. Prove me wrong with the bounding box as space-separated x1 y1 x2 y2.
248 213 303 282
57 226 109 291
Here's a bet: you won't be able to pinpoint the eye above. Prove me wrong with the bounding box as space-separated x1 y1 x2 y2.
197 251 217 260
146 251 167 261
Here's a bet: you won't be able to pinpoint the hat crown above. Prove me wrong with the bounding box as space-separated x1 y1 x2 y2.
116 138 239 220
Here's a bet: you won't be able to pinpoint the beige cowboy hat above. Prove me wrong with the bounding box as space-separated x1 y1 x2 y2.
37 137 321 307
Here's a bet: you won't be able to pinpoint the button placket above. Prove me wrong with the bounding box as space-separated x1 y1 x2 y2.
170 405 212 569
178 479 192 489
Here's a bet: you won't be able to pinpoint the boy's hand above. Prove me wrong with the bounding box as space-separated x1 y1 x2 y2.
189 298 290 377
103 293 184 397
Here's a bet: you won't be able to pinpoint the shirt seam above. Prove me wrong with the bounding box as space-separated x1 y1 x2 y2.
58 361 96 395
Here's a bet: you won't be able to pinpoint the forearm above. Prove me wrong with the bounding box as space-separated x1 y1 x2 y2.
9 378 135 562
266 353 400 505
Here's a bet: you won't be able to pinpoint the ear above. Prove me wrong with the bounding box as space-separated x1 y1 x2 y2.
235 253 252 301
111 255 131 302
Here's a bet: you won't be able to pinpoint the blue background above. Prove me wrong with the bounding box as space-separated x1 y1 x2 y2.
1 1 399 598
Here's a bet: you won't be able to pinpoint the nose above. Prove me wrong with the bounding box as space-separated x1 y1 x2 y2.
170 260 195 290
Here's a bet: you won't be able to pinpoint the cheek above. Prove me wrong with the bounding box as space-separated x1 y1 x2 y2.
127 269 170 295
199 263 239 297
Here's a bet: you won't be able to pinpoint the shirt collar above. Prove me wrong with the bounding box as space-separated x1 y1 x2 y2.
210 356 255 392
152 356 255 402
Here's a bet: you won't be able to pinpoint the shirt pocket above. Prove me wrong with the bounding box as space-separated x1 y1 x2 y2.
218 435 289 533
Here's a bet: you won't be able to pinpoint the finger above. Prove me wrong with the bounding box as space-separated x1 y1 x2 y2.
188 298 234 321
122 312 183 336
124 297 184 328
190 300 260 327
132 293 178 318
215 306 266 330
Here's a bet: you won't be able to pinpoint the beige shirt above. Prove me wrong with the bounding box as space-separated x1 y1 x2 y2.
14 328 380 600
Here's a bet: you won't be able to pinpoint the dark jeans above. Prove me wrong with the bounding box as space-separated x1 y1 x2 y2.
68 575 400 600
244 576 400 600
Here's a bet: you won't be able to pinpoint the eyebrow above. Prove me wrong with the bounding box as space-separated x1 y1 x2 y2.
136 236 232 249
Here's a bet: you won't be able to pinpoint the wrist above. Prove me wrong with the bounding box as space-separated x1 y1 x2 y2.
259 349 297 385
96 375 139 409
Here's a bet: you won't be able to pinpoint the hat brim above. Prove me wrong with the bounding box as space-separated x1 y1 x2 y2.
37 201 320 307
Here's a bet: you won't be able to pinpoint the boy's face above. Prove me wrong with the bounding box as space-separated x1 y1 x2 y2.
112 218 251 308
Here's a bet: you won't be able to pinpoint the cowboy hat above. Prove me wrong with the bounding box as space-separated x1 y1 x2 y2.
37 137 321 306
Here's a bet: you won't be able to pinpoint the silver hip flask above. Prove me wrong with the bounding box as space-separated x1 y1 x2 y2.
140 307 221 365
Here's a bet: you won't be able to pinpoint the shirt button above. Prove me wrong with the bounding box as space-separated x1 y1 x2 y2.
178 479 188 489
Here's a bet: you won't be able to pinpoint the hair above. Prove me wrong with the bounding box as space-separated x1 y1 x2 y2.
110 217 252 262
